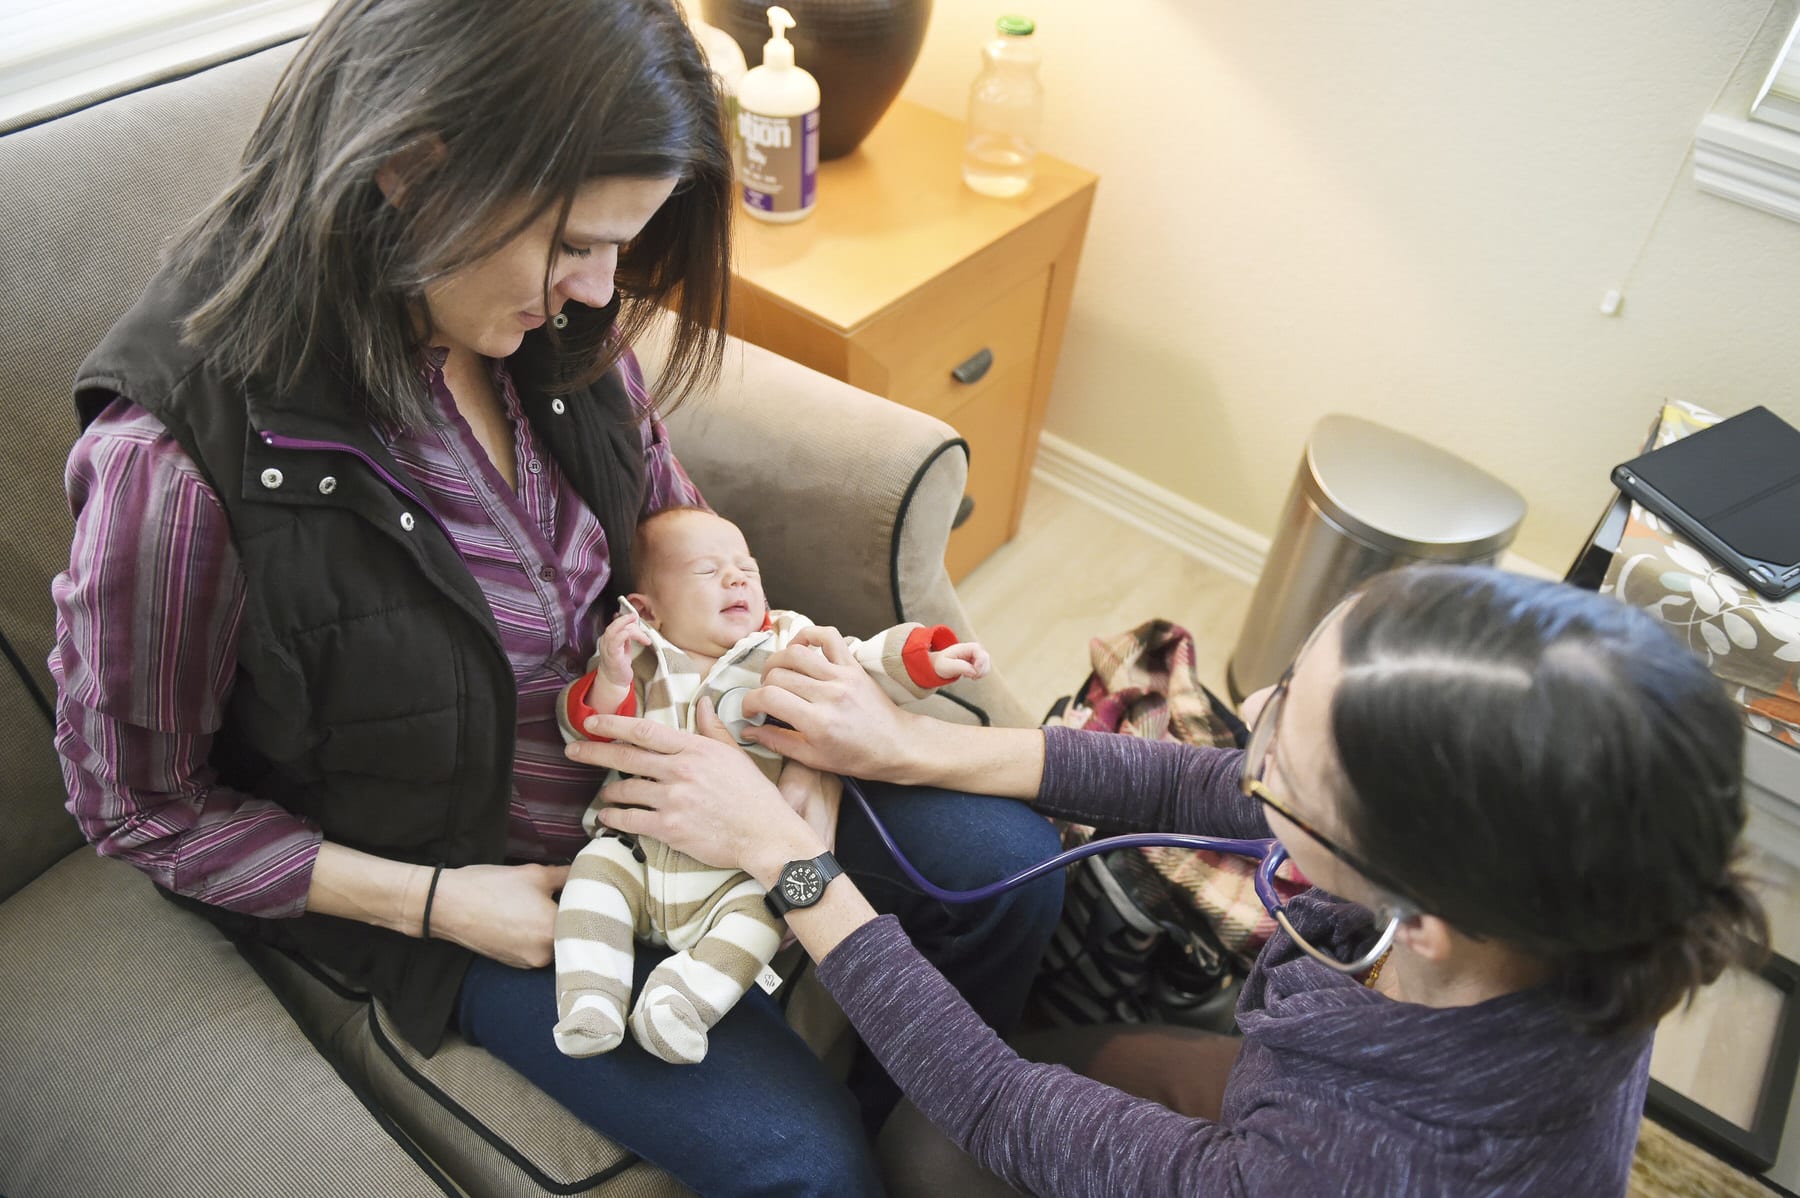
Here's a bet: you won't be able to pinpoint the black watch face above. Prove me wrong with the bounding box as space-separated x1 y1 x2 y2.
781 863 824 907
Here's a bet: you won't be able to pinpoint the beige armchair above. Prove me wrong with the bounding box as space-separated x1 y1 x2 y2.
0 38 1025 1198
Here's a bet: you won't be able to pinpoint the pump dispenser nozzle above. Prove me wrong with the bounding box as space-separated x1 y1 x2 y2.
763 6 797 70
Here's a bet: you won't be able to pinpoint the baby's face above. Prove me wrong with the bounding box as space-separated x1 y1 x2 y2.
634 510 768 657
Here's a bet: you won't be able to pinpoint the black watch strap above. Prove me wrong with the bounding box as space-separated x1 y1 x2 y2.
764 851 845 918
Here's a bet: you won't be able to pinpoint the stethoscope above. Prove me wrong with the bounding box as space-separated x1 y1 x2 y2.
712 688 1399 974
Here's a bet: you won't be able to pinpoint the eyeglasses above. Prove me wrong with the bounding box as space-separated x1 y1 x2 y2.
1241 667 1404 894
1236 622 1417 974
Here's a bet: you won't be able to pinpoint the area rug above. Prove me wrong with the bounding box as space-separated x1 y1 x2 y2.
1629 1117 1772 1197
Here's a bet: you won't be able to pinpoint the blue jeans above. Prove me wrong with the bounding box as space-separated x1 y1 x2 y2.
457 785 1064 1197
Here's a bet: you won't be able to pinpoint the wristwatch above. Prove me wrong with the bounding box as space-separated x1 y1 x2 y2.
764 851 845 919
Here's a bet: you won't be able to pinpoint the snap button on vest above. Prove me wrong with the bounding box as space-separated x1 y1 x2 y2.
551 398 567 415
400 512 416 531
318 476 338 495
260 468 283 489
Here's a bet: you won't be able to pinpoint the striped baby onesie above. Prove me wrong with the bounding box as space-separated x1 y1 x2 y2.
552 604 961 1063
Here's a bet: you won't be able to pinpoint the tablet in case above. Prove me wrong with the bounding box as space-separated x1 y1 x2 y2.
1610 405 1800 601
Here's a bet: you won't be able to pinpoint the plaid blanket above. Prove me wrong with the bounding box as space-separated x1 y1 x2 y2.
1046 619 1305 955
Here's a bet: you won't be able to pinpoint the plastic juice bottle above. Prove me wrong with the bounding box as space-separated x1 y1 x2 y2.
962 15 1042 198
737 5 820 222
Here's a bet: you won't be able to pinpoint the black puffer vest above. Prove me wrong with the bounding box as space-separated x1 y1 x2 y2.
74 259 646 1053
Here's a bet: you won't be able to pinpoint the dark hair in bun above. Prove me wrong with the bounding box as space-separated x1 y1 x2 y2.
1330 566 1769 1036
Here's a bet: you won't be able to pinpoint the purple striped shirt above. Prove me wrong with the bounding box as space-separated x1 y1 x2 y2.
50 349 700 918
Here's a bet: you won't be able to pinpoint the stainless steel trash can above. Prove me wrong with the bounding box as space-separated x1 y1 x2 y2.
1226 415 1526 702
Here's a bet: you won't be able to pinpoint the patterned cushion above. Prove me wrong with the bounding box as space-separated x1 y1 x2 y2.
1602 401 1800 746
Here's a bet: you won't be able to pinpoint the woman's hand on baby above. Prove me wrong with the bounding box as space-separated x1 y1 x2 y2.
429 862 569 969
597 610 653 687
741 625 927 784
930 641 991 682
570 700 822 881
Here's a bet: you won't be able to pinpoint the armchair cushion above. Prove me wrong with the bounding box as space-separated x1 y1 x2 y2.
0 851 449 1198
242 935 843 1198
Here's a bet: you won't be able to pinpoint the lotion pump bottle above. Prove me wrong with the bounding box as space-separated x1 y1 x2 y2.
737 5 819 222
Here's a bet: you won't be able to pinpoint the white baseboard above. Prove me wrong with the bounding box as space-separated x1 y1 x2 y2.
1030 433 1269 585
1031 432 1553 586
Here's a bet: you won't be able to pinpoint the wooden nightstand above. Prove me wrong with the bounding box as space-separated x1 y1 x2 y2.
727 100 1097 581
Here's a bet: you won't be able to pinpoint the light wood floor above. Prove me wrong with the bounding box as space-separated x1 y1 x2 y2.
959 482 1254 722
958 477 1800 1190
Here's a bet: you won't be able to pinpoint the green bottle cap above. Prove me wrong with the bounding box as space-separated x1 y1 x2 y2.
996 15 1035 36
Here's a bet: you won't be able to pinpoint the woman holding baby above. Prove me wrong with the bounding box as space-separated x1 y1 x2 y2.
50 1 1058 1193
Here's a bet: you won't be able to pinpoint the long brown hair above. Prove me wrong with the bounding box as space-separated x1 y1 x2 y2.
175 0 732 427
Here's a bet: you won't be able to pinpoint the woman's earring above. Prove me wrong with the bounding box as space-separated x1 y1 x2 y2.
551 312 569 330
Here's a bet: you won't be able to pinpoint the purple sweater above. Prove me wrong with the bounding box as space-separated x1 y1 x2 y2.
815 727 1650 1196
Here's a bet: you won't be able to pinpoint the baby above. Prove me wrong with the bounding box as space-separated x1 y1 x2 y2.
553 506 989 1063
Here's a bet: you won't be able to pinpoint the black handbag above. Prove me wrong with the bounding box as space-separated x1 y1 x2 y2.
1030 785 1250 1032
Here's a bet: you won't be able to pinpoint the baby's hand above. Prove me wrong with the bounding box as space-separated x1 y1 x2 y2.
598 611 652 686
931 642 991 682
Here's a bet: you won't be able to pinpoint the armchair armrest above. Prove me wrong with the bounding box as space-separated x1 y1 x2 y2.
638 315 1033 728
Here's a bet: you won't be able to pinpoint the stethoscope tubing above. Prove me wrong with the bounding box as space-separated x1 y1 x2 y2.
839 775 1283 906
723 690 1395 974
843 775 1396 974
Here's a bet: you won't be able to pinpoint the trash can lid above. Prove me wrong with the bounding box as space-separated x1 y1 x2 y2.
1303 415 1526 561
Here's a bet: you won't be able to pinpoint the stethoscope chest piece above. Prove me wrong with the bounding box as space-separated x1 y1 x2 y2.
713 687 767 745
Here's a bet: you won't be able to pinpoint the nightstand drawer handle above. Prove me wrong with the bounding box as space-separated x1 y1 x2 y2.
954 495 976 529
951 348 994 385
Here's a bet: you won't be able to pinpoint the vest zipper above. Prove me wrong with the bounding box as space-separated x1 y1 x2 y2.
258 431 450 539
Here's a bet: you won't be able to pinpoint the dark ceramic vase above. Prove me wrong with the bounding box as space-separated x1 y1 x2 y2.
701 0 933 160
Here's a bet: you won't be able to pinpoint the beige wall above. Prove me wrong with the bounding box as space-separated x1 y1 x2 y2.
886 1 1800 570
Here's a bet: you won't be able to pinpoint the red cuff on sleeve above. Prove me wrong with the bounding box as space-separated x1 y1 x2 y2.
568 672 638 741
901 625 961 689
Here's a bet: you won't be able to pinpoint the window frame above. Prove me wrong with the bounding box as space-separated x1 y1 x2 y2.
0 0 323 132
1751 13 1800 135
1692 10 1800 226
